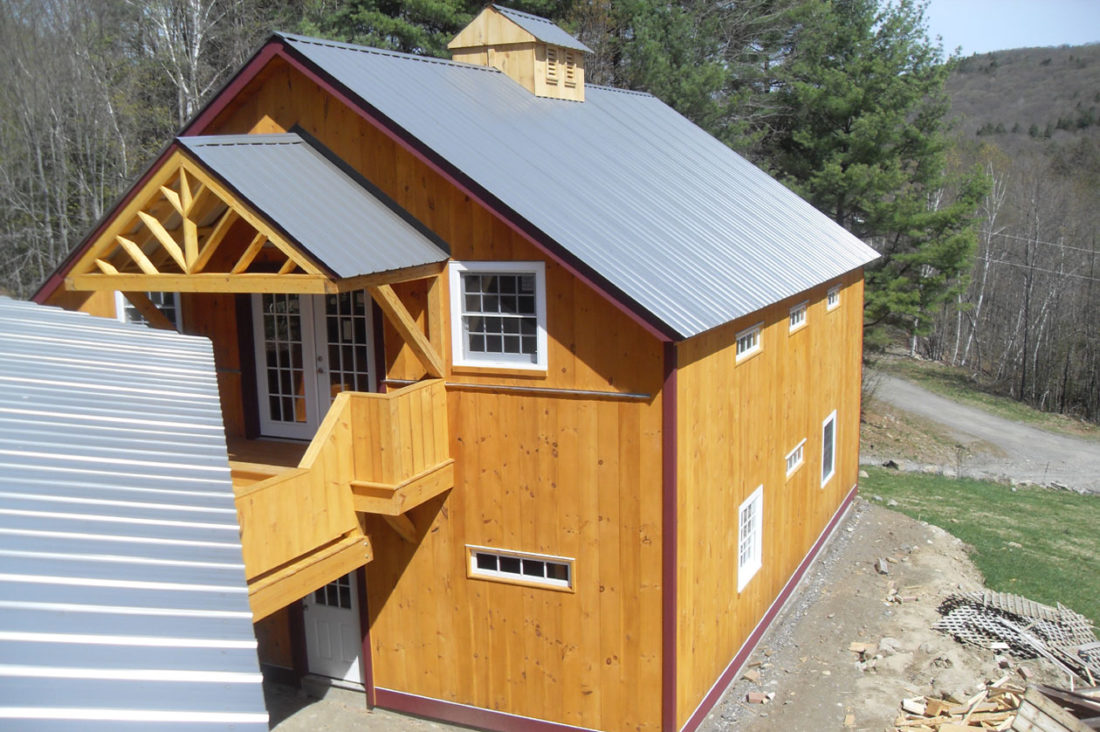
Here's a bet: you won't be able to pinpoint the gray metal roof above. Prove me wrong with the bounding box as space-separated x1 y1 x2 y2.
179 133 449 279
277 33 879 339
491 5 593 53
0 297 268 730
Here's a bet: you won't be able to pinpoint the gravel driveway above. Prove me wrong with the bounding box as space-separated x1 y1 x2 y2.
868 373 1100 493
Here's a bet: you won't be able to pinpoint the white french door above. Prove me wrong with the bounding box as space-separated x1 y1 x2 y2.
302 572 363 683
252 291 376 440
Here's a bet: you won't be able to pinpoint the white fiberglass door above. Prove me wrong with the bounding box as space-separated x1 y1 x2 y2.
302 573 362 683
253 291 375 440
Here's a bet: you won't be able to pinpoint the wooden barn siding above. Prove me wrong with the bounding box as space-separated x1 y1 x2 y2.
674 272 863 728
204 57 667 731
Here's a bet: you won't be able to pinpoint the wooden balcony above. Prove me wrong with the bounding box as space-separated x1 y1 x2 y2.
231 379 453 621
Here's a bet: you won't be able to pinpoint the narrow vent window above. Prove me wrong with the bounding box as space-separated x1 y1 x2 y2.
546 45 559 84
735 323 762 362
564 50 576 87
468 545 573 590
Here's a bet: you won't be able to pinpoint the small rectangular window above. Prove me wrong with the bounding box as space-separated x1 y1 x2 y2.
737 486 763 592
821 410 837 486
789 302 807 332
735 323 762 362
468 545 573 590
785 439 806 477
115 291 181 329
827 286 840 311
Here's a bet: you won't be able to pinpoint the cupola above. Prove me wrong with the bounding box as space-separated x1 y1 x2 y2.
448 5 591 102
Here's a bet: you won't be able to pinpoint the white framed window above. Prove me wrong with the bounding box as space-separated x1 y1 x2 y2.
826 286 840 311
115 291 181 329
789 301 808 332
737 485 763 592
735 323 762 362
449 261 547 370
467 545 573 590
821 410 837 487
785 439 806 477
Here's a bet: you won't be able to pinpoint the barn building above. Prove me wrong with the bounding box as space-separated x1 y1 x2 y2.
34 6 878 731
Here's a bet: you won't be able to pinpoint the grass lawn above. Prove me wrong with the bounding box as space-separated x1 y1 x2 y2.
874 357 1099 441
860 467 1100 627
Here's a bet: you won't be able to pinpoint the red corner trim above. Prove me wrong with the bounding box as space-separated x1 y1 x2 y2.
374 688 599 732
678 483 859 732
661 341 679 732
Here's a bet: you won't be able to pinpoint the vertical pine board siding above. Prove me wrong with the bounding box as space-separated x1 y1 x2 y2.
674 272 864 729
199 57 667 731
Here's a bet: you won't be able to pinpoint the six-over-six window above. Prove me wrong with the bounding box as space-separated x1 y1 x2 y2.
450 261 547 370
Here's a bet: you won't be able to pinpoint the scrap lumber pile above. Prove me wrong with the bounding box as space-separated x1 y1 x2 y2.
1011 684 1100 732
894 675 1024 730
935 592 1099 684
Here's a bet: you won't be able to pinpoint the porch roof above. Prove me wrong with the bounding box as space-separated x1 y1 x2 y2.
178 133 450 278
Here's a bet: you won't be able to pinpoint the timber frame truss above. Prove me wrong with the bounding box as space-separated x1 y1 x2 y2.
67 149 332 296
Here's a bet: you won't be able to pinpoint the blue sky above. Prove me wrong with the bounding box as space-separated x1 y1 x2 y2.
923 0 1100 56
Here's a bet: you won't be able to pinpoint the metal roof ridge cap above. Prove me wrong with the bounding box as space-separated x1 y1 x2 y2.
276 31 505 74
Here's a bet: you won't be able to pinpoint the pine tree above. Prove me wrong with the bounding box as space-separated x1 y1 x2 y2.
755 0 987 345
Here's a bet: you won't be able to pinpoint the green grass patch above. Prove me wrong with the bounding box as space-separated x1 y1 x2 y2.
875 358 1099 441
861 467 1100 627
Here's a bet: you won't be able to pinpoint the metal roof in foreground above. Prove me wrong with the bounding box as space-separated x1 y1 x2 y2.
277 33 880 339
179 133 450 279
0 297 267 731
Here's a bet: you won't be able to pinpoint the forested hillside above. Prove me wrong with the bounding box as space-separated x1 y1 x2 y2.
922 44 1099 422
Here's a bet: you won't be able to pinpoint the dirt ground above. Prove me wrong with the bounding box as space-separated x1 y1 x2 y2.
695 498 1066 731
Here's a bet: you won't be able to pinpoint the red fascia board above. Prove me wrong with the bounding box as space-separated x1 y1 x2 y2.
661 341 679 732
211 39 676 344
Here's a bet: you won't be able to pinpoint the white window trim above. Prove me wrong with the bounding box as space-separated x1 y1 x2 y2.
115 291 182 329
735 322 763 363
789 301 808 333
737 485 764 592
826 286 840 311
449 261 548 371
467 545 573 591
821 410 837 487
785 439 806 478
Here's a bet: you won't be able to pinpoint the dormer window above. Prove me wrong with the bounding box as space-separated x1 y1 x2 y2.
546 46 559 84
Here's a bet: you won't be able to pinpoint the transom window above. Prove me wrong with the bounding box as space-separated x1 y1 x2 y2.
827 286 840 311
313 574 353 610
789 302 807 332
737 486 763 591
735 323 762 362
785 439 806 477
821 410 837 486
468 545 573 590
450 261 547 370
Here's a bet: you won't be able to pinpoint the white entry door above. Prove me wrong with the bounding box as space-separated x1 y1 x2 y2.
252 291 376 439
302 573 363 683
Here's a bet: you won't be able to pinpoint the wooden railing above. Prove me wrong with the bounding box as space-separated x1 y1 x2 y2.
233 379 452 620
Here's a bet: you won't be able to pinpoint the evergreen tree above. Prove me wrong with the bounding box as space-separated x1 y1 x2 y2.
755 0 987 345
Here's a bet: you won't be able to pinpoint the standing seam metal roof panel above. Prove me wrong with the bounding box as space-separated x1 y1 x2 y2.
276 33 879 339
0 297 268 730
177 133 449 279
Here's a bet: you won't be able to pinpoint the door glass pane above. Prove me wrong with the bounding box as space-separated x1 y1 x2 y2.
325 290 372 401
260 293 308 424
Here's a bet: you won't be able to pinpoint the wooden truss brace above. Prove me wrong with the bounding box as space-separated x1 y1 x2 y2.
368 283 445 378
66 149 331 294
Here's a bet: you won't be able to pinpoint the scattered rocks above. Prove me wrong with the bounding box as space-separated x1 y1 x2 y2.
874 558 890 574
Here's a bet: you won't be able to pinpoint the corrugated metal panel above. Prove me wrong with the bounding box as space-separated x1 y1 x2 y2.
278 33 879 339
491 5 593 53
0 297 268 731
178 133 449 279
